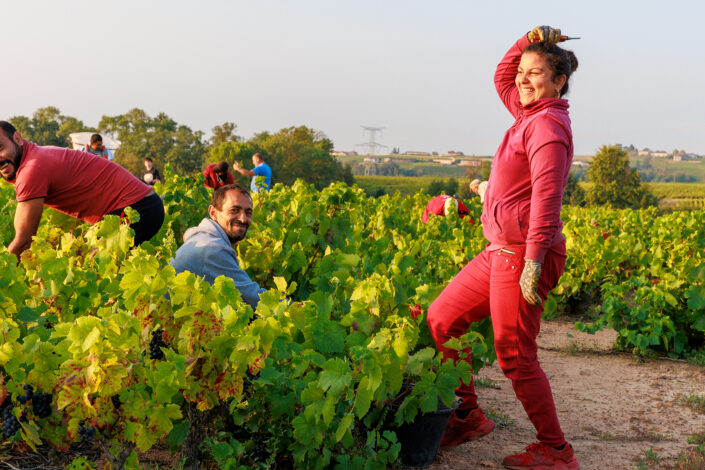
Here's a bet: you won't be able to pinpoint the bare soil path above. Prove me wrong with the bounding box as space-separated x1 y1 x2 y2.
425 320 705 470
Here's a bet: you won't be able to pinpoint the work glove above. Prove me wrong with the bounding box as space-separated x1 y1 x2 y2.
519 259 542 305
527 25 562 43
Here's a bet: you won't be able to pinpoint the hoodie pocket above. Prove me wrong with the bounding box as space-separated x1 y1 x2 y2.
492 199 526 244
484 200 502 233
517 199 531 240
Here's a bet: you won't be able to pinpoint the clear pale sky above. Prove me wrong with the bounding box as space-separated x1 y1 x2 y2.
4 1 705 156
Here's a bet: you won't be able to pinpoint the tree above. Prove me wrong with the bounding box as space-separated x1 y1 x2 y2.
425 178 458 196
206 141 254 169
445 178 459 195
210 122 240 146
377 162 400 176
480 161 491 181
9 106 94 147
249 126 353 189
465 161 492 181
461 160 492 198
99 109 206 176
585 145 657 209
562 173 585 206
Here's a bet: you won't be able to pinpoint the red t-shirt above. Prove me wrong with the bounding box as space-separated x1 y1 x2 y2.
10 141 152 224
203 163 234 189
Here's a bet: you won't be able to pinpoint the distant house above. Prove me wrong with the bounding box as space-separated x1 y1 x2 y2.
433 158 457 165
572 161 590 167
651 151 670 158
447 151 465 156
637 148 651 156
331 151 358 156
459 159 483 167
363 157 380 163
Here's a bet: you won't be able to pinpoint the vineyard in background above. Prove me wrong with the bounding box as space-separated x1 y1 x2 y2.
0 171 703 468
356 176 705 212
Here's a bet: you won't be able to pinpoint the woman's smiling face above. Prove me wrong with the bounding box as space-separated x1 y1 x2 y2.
515 51 565 106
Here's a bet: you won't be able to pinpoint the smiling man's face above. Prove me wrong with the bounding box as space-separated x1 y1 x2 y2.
208 189 253 244
0 130 23 181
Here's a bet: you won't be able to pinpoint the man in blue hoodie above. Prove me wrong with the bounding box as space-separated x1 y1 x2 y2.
169 183 266 310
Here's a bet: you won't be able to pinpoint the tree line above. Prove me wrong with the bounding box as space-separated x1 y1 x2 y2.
8 106 353 190
9 108 656 209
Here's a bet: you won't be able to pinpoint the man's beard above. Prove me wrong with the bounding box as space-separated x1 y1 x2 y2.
224 222 249 243
0 141 22 181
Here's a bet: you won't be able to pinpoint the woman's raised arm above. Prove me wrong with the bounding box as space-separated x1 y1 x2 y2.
494 34 530 119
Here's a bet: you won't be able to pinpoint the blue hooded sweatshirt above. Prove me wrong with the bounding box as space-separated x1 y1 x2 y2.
169 218 266 310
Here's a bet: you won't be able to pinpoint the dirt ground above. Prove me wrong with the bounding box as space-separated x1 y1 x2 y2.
424 320 705 470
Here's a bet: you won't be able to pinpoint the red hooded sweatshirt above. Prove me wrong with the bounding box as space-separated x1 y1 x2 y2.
481 35 574 263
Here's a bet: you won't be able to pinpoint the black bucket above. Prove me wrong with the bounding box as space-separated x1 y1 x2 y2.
393 397 459 468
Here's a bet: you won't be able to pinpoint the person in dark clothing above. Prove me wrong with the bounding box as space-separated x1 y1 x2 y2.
143 157 162 185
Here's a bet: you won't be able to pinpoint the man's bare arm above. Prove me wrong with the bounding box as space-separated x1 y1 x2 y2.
232 162 256 177
8 198 45 259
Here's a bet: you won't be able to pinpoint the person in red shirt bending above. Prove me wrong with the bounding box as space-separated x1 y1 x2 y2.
203 161 234 190
426 26 580 470
421 195 470 224
0 121 164 259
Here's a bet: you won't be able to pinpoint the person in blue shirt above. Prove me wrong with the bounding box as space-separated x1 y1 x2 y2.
233 153 272 193
169 183 266 310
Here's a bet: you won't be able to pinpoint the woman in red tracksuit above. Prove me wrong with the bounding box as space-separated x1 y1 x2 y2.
427 26 580 470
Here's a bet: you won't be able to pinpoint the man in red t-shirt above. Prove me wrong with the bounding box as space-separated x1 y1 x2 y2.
203 161 234 190
0 121 164 259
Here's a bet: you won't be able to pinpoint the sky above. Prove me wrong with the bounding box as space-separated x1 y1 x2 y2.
4 1 705 156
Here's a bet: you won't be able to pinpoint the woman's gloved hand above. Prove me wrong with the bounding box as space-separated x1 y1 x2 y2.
519 259 543 305
527 25 563 43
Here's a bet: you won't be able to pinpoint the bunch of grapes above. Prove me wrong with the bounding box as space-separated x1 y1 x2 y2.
32 392 53 419
16 384 33 404
1 405 19 438
77 420 95 442
111 394 121 410
243 370 260 396
250 433 269 462
149 328 167 360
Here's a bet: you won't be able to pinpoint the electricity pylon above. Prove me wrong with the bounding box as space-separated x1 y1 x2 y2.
356 126 387 155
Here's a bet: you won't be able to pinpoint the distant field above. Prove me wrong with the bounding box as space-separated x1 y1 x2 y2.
337 154 491 178
398 163 467 177
353 176 439 195
356 177 705 207
341 153 705 183
644 182 705 198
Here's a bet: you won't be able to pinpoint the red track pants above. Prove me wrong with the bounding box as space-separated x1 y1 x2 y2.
427 241 567 447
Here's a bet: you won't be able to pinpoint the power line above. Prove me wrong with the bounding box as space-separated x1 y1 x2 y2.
356 126 387 156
